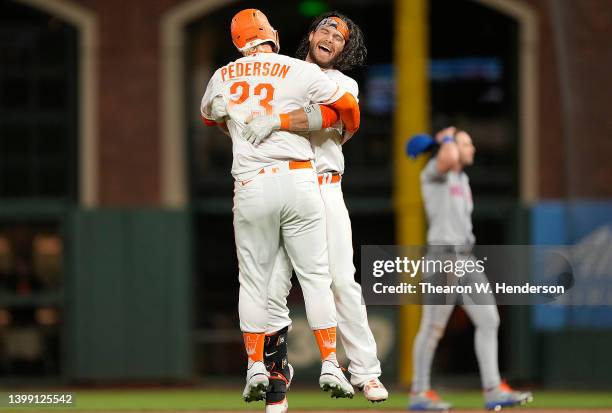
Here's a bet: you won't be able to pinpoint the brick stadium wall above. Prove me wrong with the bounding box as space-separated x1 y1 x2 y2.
68 0 611 204
522 0 565 199
552 0 612 199
523 0 612 199
74 0 183 206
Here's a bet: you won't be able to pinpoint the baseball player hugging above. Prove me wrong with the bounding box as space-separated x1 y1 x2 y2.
200 8 361 408
240 11 388 410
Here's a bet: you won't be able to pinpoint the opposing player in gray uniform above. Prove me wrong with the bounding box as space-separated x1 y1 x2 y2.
409 127 533 411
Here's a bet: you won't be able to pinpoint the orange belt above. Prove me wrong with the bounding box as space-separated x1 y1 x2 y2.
288 160 313 170
258 160 313 175
318 173 341 185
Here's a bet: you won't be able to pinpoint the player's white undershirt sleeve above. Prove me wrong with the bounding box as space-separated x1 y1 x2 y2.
200 69 223 120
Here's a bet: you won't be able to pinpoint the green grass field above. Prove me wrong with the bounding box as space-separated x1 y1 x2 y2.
2 389 612 411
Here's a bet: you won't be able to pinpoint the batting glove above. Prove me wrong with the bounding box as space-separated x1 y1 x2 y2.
210 96 228 122
242 115 281 146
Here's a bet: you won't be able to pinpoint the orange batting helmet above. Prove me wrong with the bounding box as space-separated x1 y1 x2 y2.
231 9 280 53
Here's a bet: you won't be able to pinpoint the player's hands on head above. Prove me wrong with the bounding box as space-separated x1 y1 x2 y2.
435 126 457 143
210 96 228 122
242 114 281 146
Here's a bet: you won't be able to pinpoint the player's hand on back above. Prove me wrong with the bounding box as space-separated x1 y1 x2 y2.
242 114 281 146
210 96 229 122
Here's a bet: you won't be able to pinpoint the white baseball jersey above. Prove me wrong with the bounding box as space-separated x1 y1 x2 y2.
310 69 359 174
267 69 382 385
201 53 345 180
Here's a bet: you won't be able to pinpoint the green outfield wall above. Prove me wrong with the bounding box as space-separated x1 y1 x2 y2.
64 209 192 381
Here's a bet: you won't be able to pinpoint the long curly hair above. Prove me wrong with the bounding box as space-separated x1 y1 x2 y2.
295 11 367 72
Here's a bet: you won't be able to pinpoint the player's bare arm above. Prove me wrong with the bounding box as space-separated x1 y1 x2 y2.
241 104 340 145
434 127 476 174
279 104 340 132
278 89 360 134
435 126 460 174
242 92 359 146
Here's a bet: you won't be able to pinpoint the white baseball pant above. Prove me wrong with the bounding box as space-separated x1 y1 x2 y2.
234 161 337 333
267 177 382 386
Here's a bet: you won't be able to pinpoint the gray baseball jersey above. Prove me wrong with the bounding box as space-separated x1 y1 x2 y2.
421 157 475 246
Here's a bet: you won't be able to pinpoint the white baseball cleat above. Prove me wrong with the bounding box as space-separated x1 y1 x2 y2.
287 363 294 388
484 381 533 411
242 361 269 402
265 397 288 413
361 378 388 402
319 355 354 398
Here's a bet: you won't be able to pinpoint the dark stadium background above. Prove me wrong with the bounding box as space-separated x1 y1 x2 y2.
0 0 611 392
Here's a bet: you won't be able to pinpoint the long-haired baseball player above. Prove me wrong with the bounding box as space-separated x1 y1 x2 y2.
408 127 533 411
241 12 388 412
200 9 362 405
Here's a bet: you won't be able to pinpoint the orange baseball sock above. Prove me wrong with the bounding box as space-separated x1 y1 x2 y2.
243 332 265 365
313 326 337 361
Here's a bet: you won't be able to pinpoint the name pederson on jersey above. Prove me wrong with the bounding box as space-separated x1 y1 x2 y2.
201 53 345 181
421 158 475 246
310 69 359 175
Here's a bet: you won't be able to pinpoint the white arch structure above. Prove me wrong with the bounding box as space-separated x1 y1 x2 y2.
15 0 98 207
12 0 537 207
160 0 538 207
160 0 237 208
